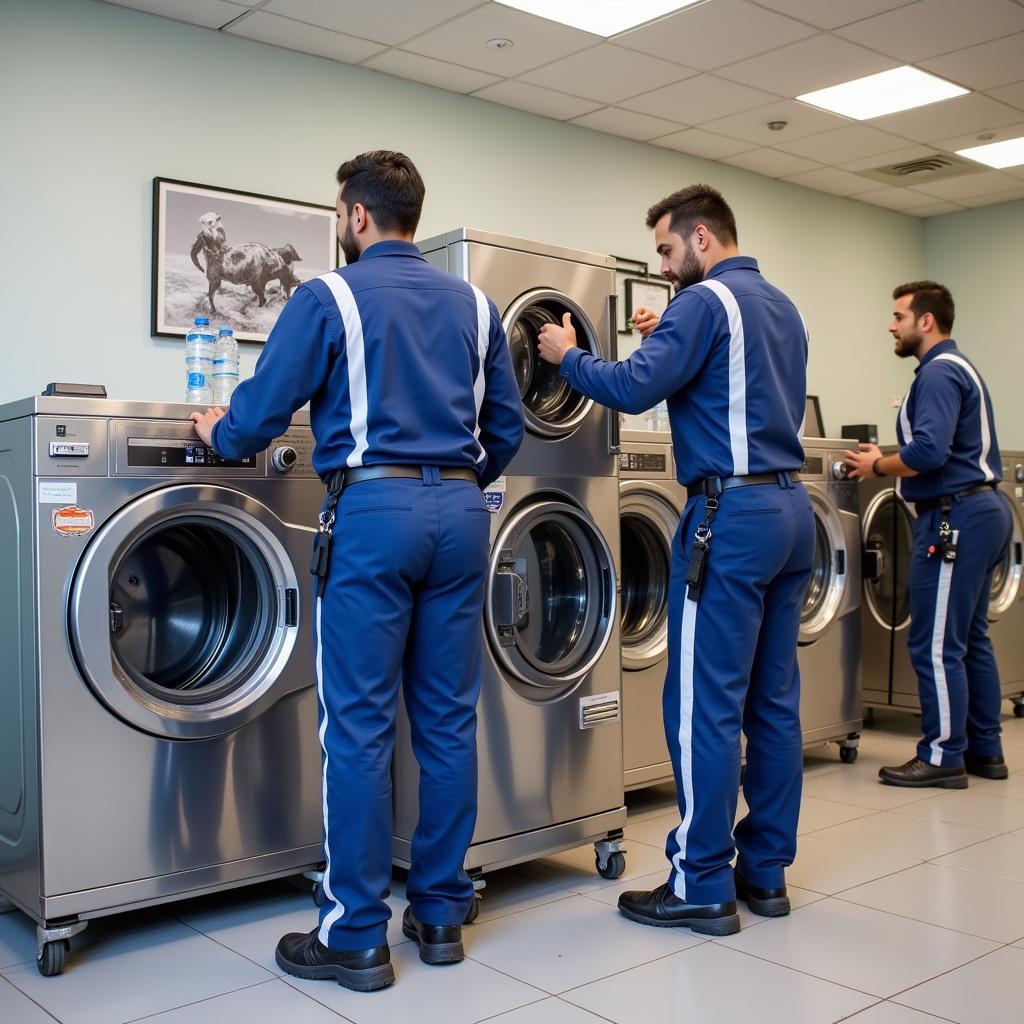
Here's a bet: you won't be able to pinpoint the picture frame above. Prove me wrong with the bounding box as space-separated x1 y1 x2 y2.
623 277 672 332
152 177 339 343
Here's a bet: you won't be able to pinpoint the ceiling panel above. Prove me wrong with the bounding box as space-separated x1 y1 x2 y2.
614 0 816 71
868 93 1023 143
721 147 823 177
715 33 899 97
749 0 917 30
782 166 883 196
775 123 912 163
569 107 687 141
856 187 943 210
988 81 1024 112
362 50 501 94
840 143 938 171
908 168 1024 199
620 74 778 125
401 5 599 77
224 10 386 61
930 120 1024 155
470 80 602 120
104 0 252 29
835 0 1024 61
653 128 756 159
697 99 850 146
919 33 1024 91
906 201 967 216
519 44 695 105
959 188 1024 206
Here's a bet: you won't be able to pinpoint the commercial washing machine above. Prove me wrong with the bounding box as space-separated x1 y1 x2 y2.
0 396 323 975
796 439 862 761
618 429 685 790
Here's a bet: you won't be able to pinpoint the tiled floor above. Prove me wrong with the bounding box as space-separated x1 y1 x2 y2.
4 709 1024 1023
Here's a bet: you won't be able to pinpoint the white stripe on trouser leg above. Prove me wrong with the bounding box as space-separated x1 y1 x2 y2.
928 541 956 767
470 285 491 465
670 586 698 900
315 597 346 944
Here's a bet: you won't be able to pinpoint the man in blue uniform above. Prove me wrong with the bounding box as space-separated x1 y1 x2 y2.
844 281 1010 788
538 184 814 936
191 151 524 991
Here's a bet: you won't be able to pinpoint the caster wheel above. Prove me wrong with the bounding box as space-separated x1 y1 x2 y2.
312 881 324 908
840 746 859 764
596 851 626 880
464 895 481 925
1014 704 1024 719
37 939 68 977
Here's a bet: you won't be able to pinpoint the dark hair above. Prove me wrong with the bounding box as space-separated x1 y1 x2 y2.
335 150 425 235
892 280 955 334
645 183 737 245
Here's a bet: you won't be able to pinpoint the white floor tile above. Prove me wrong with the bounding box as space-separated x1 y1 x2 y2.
624 783 678 822
474 868 575 924
797 796 878 834
931 832 1024 883
483 997 612 1023
286 939 543 1024
0 975 55 1024
844 1001 952 1022
954 769 1024 800
894 945 1024 1023
802 771 941 811
891 789 1024 832
1 917 272 1024
838 862 1024 943
512 837 670 895
132 978 346 1023
465 893 702 994
0 911 36 971
563 940 876 1023
623 812 677 849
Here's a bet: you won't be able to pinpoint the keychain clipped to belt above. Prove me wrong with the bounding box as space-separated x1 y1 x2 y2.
928 495 958 564
310 469 345 596
685 487 720 601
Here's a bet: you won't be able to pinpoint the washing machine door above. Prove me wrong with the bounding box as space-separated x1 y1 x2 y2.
862 488 915 631
68 484 303 739
619 484 678 671
990 489 1023 622
503 290 600 439
799 490 853 644
486 499 617 692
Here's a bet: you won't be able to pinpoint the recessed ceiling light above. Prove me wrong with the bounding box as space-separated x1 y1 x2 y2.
797 66 968 121
957 136 1024 169
493 1 704 37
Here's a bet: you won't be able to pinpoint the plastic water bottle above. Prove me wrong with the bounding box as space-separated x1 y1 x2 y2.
185 317 215 404
211 327 239 405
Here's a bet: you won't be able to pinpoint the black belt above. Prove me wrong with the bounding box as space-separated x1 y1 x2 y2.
915 483 997 514
698 471 800 497
325 464 478 490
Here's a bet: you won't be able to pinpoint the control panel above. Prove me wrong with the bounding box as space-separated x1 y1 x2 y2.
269 428 317 479
618 441 673 481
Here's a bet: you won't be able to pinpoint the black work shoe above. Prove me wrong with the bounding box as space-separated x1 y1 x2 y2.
965 754 1009 780
879 757 968 789
402 907 464 965
734 869 790 917
275 929 394 991
617 883 740 936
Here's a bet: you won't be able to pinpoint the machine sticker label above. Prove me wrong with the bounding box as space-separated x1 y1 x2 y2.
51 505 95 537
1017 487 1023 499
38 481 77 504
483 476 506 514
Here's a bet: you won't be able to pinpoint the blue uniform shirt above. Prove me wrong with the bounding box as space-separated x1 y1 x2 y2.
212 240 524 488
896 339 1001 503
560 256 806 487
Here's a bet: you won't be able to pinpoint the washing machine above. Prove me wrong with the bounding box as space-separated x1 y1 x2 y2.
416 228 619 478
796 439 862 761
392 473 627 885
617 429 685 790
0 396 323 975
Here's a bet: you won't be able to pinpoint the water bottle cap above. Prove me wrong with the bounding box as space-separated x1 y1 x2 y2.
218 328 234 335
194 317 210 325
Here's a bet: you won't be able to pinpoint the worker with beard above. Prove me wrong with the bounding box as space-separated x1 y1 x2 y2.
537 183 813 936
843 282 1010 789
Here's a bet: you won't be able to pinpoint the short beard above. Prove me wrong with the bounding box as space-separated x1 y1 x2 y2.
340 222 361 265
671 245 704 293
894 330 922 359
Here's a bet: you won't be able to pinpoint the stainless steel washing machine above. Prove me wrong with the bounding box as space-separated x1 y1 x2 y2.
417 228 619 478
988 451 1024 714
0 397 323 975
797 439 862 761
618 429 685 791
393 473 627 883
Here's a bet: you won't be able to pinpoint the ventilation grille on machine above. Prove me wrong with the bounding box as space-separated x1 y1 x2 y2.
857 153 984 186
579 690 621 729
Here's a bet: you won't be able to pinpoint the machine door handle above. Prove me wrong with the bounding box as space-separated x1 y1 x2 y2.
606 293 621 455
863 546 883 581
109 602 124 633
492 570 528 634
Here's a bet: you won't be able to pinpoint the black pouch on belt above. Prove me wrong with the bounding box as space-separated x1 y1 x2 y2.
938 495 958 564
310 469 345 596
685 491 720 601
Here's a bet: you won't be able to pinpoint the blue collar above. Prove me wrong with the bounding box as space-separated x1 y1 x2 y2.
706 256 759 280
358 240 426 262
916 338 958 372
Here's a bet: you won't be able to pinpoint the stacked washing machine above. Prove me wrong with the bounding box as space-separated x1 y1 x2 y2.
392 229 629 885
0 397 324 975
991 452 1024 714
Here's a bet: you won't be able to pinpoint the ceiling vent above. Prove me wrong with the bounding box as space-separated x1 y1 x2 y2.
857 153 983 185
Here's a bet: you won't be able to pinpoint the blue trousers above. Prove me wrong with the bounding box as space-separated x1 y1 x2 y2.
315 470 491 950
908 488 1011 767
663 480 814 904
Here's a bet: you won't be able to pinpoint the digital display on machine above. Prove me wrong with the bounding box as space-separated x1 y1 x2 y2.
126 438 256 468
620 452 667 473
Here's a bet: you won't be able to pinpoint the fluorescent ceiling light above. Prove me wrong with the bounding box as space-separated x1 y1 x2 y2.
494 1 703 37
956 136 1024 169
797 66 968 121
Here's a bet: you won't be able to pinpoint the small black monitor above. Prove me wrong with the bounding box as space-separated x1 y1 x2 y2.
804 395 824 437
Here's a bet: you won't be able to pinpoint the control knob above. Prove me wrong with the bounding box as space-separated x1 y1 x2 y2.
831 461 850 481
1016 464 1024 484
271 446 298 473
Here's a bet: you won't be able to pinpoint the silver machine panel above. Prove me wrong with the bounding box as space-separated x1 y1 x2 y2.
0 396 324 966
992 452 1024 714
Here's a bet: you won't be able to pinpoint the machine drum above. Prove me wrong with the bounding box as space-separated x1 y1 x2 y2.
620 513 669 650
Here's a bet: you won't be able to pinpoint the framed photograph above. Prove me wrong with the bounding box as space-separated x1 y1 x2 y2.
623 277 672 332
152 178 339 343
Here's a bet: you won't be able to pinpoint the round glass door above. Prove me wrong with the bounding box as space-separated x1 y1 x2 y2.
990 490 1023 621
503 290 599 439
862 489 914 630
799 494 848 644
486 500 616 694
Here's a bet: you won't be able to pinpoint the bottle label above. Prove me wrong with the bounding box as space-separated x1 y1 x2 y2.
187 372 207 388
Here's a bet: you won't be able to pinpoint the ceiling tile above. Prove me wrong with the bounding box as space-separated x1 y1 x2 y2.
104 0 250 29
716 33 899 97
569 107 688 141
906 201 967 216
614 0 816 71
224 10 386 61
619 74 778 124
652 128 756 159
856 187 942 210
868 93 1023 142
782 166 883 196
362 50 501 93
263 0 482 46
698 100 850 146
988 81 1024 112
750 0 917 30
722 148 824 177
959 188 1024 206
836 0 1024 61
775 123 912 163
909 168 1024 199
930 120 1024 154
839 144 939 172
402 5 599 77
519 44 695 104
919 33 1024 91
470 80 603 120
